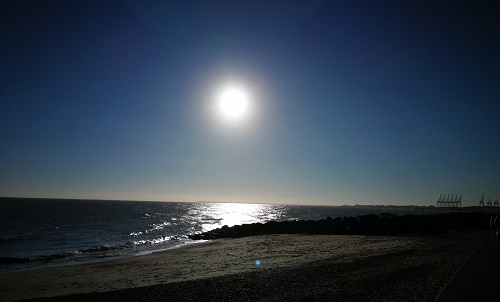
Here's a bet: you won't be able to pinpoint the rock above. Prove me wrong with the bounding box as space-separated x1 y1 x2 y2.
187 212 493 240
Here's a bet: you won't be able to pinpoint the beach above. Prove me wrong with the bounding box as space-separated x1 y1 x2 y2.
0 229 489 302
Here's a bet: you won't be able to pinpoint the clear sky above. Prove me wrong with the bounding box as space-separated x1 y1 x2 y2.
1 1 499 206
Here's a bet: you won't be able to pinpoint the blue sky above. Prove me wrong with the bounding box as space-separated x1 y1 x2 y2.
1 1 499 206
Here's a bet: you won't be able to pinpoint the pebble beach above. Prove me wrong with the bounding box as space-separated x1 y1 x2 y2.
0 229 490 302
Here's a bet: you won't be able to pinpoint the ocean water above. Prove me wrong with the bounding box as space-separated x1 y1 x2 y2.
0 198 420 272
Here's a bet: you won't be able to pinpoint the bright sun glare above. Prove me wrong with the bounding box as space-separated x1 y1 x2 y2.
219 88 248 119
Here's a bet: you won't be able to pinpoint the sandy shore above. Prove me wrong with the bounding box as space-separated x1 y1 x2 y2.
0 230 490 302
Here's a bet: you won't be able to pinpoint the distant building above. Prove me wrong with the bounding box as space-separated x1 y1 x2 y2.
436 194 462 207
478 195 499 207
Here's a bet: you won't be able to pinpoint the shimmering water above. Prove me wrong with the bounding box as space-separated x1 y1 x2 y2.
0 198 419 272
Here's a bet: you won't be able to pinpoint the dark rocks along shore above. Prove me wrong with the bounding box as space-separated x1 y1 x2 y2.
189 212 493 240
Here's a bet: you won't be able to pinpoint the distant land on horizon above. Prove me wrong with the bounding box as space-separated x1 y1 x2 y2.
2 196 499 210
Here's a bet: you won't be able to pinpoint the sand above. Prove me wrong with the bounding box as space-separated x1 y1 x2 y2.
0 230 490 302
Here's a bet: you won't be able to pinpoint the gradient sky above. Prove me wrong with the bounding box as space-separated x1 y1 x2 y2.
1 1 499 206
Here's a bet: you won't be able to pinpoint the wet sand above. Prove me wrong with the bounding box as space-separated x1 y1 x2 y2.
0 230 490 302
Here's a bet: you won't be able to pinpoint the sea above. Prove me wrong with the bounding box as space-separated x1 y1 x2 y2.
0 198 423 273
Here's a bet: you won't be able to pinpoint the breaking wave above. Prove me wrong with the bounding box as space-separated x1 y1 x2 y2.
0 242 135 265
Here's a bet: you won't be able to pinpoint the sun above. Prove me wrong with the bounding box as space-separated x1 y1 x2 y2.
219 88 248 119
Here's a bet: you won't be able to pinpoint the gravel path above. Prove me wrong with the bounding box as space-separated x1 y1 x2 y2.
435 234 499 301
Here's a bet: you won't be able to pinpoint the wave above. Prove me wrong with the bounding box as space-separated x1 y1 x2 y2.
79 242 134 253
0 242 134 265
132 234 186 245
0 235 190 266
129 221 172 237
0 251 79 264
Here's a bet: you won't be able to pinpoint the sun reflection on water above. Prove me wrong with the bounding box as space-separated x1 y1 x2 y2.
196 202 286 233
219 203 261 226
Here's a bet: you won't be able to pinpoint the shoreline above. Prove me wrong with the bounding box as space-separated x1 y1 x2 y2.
0 239 212 275
1 230 491 302
3 208 493 274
